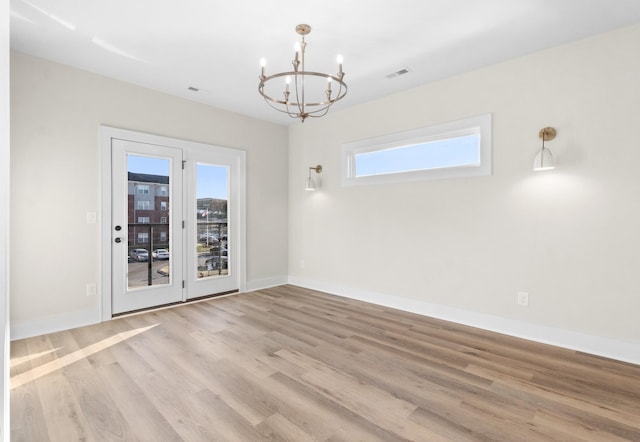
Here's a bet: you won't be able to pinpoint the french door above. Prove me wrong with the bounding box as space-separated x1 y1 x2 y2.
101 127 245 317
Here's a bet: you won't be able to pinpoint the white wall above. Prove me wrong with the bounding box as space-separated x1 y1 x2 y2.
10 52 289 338
10 24 640 364
289 24 640 363
0 0 9 436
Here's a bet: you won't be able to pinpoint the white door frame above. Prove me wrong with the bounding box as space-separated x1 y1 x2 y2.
100 126 246 320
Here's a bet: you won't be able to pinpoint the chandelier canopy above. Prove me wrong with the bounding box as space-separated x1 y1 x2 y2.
259 24 347 123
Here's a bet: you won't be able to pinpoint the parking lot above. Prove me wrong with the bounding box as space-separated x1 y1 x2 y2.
127 260 169 289
127 252 227 289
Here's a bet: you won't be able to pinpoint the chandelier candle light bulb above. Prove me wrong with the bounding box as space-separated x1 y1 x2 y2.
258 24 348 122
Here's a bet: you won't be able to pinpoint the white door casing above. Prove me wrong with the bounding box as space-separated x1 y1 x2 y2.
101 126 246 319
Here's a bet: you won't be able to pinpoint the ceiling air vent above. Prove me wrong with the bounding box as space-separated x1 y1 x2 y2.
385 68 411 79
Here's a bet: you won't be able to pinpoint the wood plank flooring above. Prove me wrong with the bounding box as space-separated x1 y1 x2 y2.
10 285 640 441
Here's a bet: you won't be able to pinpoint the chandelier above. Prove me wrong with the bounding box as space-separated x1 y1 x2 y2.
259 24 347 122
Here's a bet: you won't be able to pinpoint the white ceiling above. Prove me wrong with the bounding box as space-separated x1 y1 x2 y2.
10 0 640 126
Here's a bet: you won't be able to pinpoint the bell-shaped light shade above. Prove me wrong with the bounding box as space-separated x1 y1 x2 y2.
533 147 555 171
306 176 316 191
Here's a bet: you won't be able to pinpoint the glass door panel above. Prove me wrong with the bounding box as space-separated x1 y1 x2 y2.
195 164 229 280
127 155 172 289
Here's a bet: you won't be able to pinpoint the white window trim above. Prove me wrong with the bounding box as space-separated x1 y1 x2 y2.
341 113 492 186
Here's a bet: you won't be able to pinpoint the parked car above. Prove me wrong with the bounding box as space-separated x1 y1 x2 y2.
129 248 149 262
205 255 228 270
209 245 228 256
198 232 218 243
152 248 170 260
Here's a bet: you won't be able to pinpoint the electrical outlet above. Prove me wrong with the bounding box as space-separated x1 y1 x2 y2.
517 291 529 307
86 283 97 297
300 259 305 269
86 211 97 224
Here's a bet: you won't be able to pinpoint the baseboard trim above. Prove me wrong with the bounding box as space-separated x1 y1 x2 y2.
245 275 289 293
288 276 640 366
10 275 288 341
11 308 101 341
12 276 639 366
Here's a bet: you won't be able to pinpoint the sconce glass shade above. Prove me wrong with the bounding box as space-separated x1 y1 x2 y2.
306 175 316 191
533 147 555 171
306 164 322 190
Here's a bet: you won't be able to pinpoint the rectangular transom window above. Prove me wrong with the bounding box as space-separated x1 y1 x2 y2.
342 113 491 186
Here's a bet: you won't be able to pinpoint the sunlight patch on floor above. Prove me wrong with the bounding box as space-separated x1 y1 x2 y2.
10 348 61 368
10 324 159 389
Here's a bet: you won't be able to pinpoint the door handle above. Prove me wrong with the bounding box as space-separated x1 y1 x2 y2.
114 237 123 244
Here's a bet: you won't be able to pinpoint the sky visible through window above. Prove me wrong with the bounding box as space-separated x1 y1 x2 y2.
355 133 480 177
127 155 228 199
196 163 227 200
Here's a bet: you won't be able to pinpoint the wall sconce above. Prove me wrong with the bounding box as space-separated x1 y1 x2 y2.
533 127 556 171
306 164 323 191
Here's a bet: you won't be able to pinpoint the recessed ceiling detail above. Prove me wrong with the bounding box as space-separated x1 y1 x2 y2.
386 68 411 79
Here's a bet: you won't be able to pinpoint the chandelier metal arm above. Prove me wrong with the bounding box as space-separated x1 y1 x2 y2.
259 71 348 107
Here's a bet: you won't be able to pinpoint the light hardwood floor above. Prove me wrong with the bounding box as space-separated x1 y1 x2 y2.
10 285 640 441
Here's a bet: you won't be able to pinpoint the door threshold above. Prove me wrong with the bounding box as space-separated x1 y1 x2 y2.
112 289 239 318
